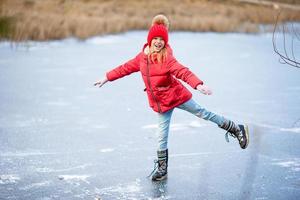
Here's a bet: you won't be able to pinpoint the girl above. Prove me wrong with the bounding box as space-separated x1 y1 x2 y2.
94 15 249 181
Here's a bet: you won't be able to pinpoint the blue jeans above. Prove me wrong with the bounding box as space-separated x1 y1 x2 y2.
157 99 226 150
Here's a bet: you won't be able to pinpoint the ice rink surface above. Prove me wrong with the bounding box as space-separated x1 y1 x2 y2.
0 31 300 199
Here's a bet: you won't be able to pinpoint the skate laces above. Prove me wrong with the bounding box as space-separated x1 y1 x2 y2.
225 131 236 143
147 159 159 178
224 121 237 143
225 130 244 143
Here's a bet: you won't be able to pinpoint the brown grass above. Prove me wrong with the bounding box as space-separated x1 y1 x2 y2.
1 0 300 41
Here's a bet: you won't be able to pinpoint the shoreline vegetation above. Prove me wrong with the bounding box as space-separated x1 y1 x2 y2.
0 0 300 42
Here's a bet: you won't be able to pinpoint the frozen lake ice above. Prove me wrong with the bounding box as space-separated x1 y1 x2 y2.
0 31 300 199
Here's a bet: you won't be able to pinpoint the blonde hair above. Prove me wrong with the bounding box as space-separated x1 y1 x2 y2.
149 46 167 64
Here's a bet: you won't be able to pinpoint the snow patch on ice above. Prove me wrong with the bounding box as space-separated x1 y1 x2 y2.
170 123 188 131
86 35 123 45
253 123 278 130
36 167 54 173
142 124 158 129
96 179 144 199
46 100 71 106
9 117 50 128
169 150 240 158
272 158 300 172
188 120 207 128
255 197 268 200
142 122 207 131
100 148 114 153
58 175 90 184
92 125 107 129
252 122 300 133
36 163 93 173
0 150 58 157
279 127 300 133
95 178 171 199
0 174 20 184
20 181 51 190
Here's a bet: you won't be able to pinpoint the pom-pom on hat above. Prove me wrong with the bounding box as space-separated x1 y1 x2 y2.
147 15 169 46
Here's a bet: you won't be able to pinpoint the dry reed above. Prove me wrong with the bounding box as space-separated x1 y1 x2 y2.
0 0 300 41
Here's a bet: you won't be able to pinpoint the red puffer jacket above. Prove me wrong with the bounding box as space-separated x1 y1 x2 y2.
106 44 203 113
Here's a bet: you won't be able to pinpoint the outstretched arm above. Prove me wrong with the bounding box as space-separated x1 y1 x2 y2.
106 54 140 81
94 53 140 88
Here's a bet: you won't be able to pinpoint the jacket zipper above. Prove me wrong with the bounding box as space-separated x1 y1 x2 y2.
146 58 162 113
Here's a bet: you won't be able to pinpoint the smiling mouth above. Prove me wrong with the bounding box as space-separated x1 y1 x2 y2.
154 44 162 49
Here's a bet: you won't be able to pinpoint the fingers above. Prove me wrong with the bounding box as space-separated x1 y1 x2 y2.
93 82 100 86
202 91 209 95
98 83 104 88
93 81 103 87
205 89 212 95
201 89 212 95
197 85 212 95
94 77 108 88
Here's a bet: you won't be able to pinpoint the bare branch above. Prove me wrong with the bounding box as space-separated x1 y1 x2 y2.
272 12 300 69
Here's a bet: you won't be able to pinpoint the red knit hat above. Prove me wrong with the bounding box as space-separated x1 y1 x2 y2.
147 15 169 46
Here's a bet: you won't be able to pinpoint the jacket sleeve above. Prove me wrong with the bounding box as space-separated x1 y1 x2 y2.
168 55 203 89
106 54 140 81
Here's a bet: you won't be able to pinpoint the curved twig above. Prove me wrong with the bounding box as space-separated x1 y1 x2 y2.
272 12 300 68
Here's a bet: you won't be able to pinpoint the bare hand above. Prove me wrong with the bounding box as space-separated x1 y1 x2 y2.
94 77 108 88
196 84 212 95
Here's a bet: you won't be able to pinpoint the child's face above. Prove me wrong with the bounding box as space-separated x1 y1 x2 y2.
151 37 165 52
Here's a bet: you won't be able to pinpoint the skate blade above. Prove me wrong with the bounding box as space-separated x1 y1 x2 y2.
152 174 167 181
244 124 249 149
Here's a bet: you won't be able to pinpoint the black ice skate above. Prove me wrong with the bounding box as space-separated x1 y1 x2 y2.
149 149 168 181
219 120 249 149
